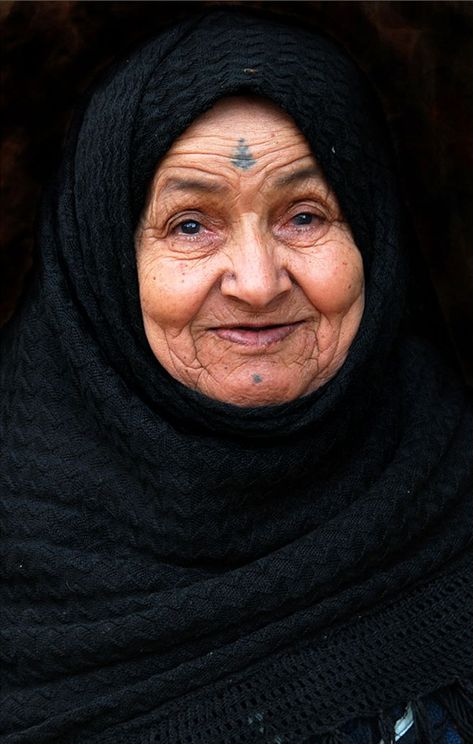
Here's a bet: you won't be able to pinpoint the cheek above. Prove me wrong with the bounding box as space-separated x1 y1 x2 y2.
138 255 213 329
298 241 364 315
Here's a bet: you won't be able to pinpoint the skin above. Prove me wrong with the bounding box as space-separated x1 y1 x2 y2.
135 96 365 406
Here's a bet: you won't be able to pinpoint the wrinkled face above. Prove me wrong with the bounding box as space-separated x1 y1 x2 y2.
135 96 364 406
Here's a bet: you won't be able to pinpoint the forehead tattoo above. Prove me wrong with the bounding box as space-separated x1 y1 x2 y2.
231 138 256 170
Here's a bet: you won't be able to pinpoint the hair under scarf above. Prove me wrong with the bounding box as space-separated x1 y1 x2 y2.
1 8 473 744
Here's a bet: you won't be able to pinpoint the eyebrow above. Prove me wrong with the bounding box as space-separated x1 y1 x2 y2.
159 166 322 196
161 177 228 194
274 166 322 188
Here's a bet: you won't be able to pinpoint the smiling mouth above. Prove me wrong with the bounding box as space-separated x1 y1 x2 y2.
212 321 304 347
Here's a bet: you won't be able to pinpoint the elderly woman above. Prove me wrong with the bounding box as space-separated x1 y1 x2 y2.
1 8 472 744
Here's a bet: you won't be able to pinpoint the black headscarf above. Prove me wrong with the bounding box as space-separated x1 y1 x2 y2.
1 9 472 744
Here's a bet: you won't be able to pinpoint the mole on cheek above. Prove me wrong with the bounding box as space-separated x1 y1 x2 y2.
252 374 263 384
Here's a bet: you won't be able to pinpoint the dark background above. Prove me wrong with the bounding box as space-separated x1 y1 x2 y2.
1 1 472 381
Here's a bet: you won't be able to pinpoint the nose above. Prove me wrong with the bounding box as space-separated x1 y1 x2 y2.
220 218 292 308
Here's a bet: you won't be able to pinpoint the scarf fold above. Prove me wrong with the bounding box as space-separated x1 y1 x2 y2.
1 9 472 743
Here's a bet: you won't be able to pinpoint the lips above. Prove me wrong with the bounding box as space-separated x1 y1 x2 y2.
212 321 304 347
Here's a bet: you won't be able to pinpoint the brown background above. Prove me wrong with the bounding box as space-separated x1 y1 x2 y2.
1 1 472 381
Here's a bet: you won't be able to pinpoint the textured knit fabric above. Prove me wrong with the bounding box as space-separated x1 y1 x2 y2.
1 8 473 744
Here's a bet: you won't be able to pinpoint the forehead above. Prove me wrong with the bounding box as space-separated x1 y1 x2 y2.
155 95 316 184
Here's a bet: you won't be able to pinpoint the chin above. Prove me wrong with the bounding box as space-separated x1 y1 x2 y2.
203 378 308 407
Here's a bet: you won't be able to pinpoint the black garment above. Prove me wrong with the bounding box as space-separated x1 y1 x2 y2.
1 9 473 744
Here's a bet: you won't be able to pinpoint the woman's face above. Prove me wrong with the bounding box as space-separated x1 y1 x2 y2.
136 97 364 406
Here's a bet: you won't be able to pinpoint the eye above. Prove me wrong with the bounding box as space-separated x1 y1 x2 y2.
177 219 202 235
291 212 318 226
275 205 330 245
